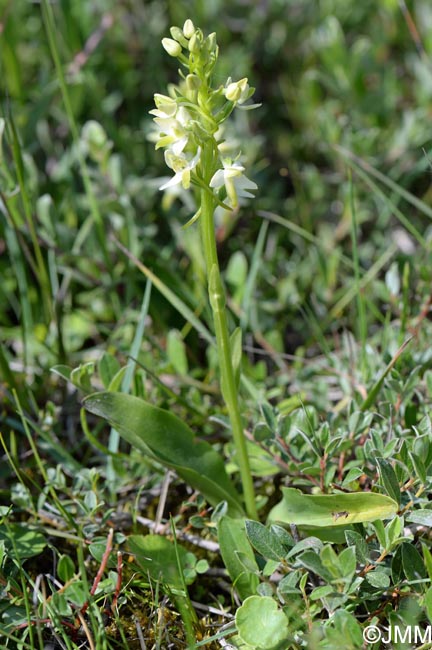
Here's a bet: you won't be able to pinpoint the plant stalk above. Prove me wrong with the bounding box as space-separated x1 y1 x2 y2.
199 144 257 520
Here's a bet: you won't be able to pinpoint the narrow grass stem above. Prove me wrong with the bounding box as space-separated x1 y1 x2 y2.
199 145 257 520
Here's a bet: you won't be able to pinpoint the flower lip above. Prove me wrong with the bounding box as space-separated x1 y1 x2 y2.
159 147 201 191
210 158 257 208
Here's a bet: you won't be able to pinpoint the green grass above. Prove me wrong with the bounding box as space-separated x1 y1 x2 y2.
3 1 432 648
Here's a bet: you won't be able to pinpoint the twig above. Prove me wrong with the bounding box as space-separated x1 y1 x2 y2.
154 470 172 532
80 527 114 616
68 14 114 76
135 516 220 552
76 610 95 650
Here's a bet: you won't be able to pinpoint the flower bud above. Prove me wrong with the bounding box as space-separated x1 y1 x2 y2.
170 26 188 47
205 32 217 54
162 37 182 57
186 74 201 91
224 83 240 102
188 32 201 53
183 19 195 39
224 78 250 104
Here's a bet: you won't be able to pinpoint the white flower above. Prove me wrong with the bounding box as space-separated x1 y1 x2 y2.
209 159 257 208
159 147 201 190
150 103 192 155
150 94 177 118
224 78 250 104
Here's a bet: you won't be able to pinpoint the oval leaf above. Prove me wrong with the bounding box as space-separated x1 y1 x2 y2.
245 520 287 562
268 487 398 527
84 392 243 516
128 534 194 588
376 457 401 505
235 595 289 650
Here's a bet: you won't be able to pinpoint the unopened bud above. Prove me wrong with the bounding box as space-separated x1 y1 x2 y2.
183 19 195 39
186 74 201 91
224 78 250 103
188 32 201 53
162 37 182 57
206 32 217 54
170 26 188 47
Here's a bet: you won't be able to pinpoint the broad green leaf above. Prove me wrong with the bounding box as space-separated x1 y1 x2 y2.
128 534 195 588
345 530 368 565
401 542 427 588
63 583 87 608
287 537 323 558
296 551 333 582
268 488 398 527
51 593 73 617
338 546 356 580
57 555 75 583
218 516 259 601
310 585 334 601
70 362 95 392
262 559 279 577
376 458 400 505
408 451 427 485
321 545 341 579
373 520 387 550
385 515 402 549
425 586 432 624
167 329 188 375
84 392 243 516
391 545 404 583
341 467 364 487
107 366 128 392
235 596 289 650
277 570 301 596
245 520 287 562
52 362 95 393
0 524 46 559
327 610 363 647
269 525 294 551
422 543 432 583
98 353 121 389
257 582 274 598
366 570 390 590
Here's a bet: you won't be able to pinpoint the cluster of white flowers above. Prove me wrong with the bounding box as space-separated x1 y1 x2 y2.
150 20 258 212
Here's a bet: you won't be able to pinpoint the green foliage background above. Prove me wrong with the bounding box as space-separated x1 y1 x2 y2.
3 1 432 648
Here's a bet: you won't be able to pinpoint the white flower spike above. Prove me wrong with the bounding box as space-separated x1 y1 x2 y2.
151 20 259 211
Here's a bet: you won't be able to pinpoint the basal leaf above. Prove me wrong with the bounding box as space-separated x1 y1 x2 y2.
84 392 243 516
268 487 398 527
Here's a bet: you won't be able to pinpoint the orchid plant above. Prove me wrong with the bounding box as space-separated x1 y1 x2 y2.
150 20 260 519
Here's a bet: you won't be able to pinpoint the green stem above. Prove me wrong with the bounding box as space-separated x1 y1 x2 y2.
199 143 257 520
